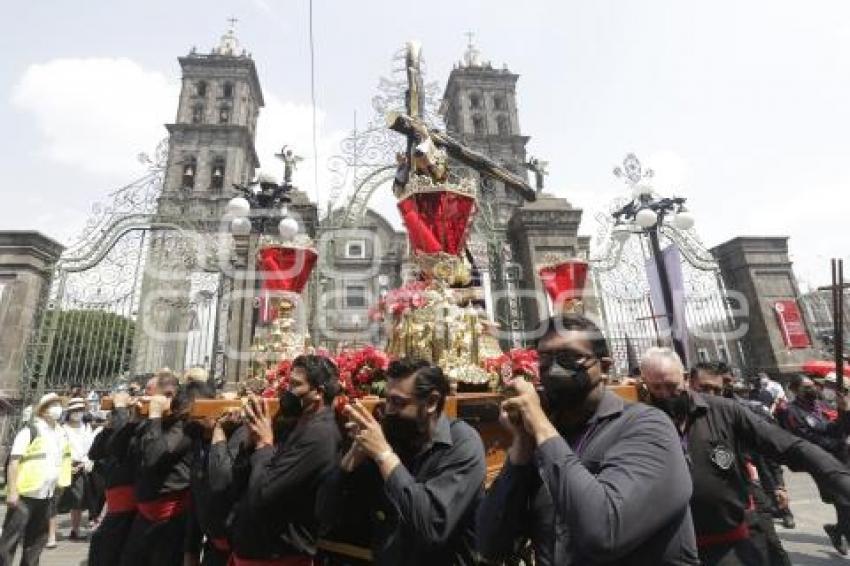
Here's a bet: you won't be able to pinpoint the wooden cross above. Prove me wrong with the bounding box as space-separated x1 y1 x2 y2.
388 41 536 202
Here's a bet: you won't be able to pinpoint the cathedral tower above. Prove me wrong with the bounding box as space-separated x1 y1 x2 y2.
157 23 264 223
134 24 265 374
440 36 530 225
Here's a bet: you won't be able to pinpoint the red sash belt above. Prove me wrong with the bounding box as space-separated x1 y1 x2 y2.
105 485 137 514
210 537 231 553
232 556 313 566
697 521 750 548
137 490 189 523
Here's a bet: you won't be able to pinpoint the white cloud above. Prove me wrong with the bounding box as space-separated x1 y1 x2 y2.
252 0 273 14
11 57 178 177
10 56 348 226
254 93 347 213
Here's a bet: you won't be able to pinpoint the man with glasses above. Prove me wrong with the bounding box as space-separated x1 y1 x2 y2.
317 359 486 565
477 314 698 565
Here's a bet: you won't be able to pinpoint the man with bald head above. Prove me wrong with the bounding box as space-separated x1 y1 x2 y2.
641 347 850 565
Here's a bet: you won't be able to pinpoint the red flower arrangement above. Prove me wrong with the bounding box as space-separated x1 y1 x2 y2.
261 359 293 398
483 348 540 387
334 346 391 397
369 281 430 321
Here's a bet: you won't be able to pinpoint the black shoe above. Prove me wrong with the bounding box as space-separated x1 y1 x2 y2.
781 512 795 529
825 524 848 555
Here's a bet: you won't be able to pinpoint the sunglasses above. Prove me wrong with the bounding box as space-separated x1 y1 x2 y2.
539 350 598 372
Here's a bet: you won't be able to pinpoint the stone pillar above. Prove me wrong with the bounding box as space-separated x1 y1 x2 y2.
711 237 816 378
225 234 258 383
507 194 590 341
0 232 65 399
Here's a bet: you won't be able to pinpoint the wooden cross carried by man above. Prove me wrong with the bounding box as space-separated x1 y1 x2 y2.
386 40 537 203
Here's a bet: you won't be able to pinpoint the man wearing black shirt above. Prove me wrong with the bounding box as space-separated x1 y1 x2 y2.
477 315 698 565
643 347 850 565
317 359 486 566
183 383 248 566
120 372 193 566
228 354 342 565
784 374 850 555
87 391 141 566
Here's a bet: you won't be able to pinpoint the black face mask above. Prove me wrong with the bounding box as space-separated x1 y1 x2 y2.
540 361 595 414
382 412 427 455
651 390 690 422
280 390 305 419
799 388 818 403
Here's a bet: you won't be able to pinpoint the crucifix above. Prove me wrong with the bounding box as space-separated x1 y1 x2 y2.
525 156 549 193
227 16 239 30
387 41 536 202
818 258 847 393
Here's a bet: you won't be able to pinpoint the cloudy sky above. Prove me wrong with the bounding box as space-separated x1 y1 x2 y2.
2 0 849 288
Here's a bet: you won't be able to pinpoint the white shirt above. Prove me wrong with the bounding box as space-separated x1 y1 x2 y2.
63 421 94 465
10 417 66 499
764 379 787 403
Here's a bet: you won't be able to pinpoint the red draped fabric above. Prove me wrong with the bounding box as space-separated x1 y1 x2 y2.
397 191 476 256
801 359 850 377
257 246 318 293
538 259 589 302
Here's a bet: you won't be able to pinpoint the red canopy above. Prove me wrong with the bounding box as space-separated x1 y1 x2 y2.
801 359 850 378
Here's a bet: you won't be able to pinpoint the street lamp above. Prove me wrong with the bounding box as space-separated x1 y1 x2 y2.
611 153 694 364
226 172 300 239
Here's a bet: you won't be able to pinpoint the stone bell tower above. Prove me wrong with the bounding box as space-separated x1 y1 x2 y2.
157 22 264 223
440 35 530 226
133 23 265 374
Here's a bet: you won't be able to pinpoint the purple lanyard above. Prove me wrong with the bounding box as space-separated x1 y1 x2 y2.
572 423 598 457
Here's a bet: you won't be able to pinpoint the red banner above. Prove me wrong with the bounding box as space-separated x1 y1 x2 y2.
774 300 811 349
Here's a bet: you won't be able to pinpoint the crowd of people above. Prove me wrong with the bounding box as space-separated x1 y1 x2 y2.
1 313 849 566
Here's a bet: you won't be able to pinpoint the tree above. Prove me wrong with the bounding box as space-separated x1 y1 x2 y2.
45 309 135 385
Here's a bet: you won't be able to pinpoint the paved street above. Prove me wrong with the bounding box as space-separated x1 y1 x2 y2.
1 470 849 565
779 471 850 565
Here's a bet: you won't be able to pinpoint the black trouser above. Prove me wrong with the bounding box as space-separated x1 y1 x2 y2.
88 511 136 566
699 537 765 566
0 496 51 566
119 512 187 566
836 503 850 538
201 541 230 566
746 509 791 566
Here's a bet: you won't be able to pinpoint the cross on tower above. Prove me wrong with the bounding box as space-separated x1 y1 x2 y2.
227 16 238 31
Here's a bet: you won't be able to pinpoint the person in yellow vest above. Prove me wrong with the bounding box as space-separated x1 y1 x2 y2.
0 393 72 566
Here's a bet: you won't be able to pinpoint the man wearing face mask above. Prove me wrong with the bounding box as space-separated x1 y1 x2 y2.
783 374 850 554
642 347 850 565
228 354 342 565
690 363 793 566
0 393 71 566
120 370 194 566
317 359 486 565
477 315 697 565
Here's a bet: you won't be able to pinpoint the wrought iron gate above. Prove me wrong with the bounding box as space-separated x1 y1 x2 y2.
21 146 227 403
590 195 745 376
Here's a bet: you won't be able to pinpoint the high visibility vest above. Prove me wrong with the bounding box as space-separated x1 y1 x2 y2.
16 424 72 495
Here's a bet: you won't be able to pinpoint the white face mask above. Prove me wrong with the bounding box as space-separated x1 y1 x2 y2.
45 405 63 421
